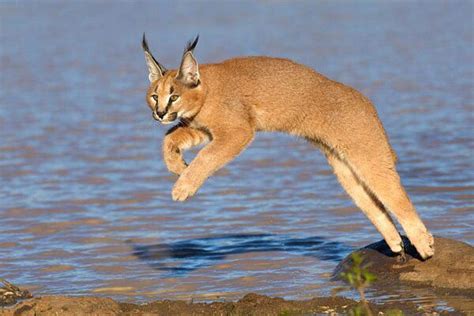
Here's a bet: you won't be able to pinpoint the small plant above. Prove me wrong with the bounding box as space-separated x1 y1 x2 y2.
340 252 377 315
0 278 32 306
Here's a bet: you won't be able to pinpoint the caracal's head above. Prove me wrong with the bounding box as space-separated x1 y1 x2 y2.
141 34 206 125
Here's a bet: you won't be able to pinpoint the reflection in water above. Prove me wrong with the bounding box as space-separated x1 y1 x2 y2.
0 0 473 312
132 234 349 274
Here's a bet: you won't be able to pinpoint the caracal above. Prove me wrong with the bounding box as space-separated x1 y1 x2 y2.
141 35 434 260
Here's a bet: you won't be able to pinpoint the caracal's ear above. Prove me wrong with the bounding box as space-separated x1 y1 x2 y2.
177 35 200 87
142 33 167 82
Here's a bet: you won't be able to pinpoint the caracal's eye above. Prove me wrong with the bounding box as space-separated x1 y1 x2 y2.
152 95 158 101
170 95 179 102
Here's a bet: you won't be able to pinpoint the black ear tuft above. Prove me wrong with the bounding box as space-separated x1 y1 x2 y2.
141 32 167 76
184 35 199 54
142 32 150 52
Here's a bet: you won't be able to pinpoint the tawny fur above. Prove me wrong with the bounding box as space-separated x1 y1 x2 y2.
142 37 434 260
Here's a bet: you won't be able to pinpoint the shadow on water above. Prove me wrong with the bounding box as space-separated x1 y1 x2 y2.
130 234 352 275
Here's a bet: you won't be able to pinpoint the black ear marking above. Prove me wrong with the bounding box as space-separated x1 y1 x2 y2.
142 33 168 75
176 35 200 87
141 33 151 53
184 35 199 54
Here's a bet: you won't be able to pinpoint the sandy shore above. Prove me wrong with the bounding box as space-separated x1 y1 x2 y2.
2 293 432 316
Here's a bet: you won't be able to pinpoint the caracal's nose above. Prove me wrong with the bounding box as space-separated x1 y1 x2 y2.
156 110 166 119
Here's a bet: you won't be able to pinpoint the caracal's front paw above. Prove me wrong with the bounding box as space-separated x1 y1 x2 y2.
166 160 187 175
172 179 198 202
410 230 435 260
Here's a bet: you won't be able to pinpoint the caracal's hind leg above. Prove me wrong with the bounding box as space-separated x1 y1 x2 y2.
326 154 404 255
352 158 434 260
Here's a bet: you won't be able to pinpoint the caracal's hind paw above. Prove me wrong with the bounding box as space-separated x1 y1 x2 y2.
411 230 435 260
396 251 407 263
395 240 408 263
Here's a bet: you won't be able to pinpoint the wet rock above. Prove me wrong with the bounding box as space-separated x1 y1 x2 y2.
335 236 474 291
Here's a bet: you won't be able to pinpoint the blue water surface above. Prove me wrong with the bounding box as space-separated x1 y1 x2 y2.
0 0 472 311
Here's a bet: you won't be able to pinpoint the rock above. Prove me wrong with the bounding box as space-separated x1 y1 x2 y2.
335 236 474 291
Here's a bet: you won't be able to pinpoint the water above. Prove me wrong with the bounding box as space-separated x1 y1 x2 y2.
1 0 473 311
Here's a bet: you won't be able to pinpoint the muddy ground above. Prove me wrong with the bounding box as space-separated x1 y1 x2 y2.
1 293 434 316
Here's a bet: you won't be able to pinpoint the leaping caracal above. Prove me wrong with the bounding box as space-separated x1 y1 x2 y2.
141 35 434 260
